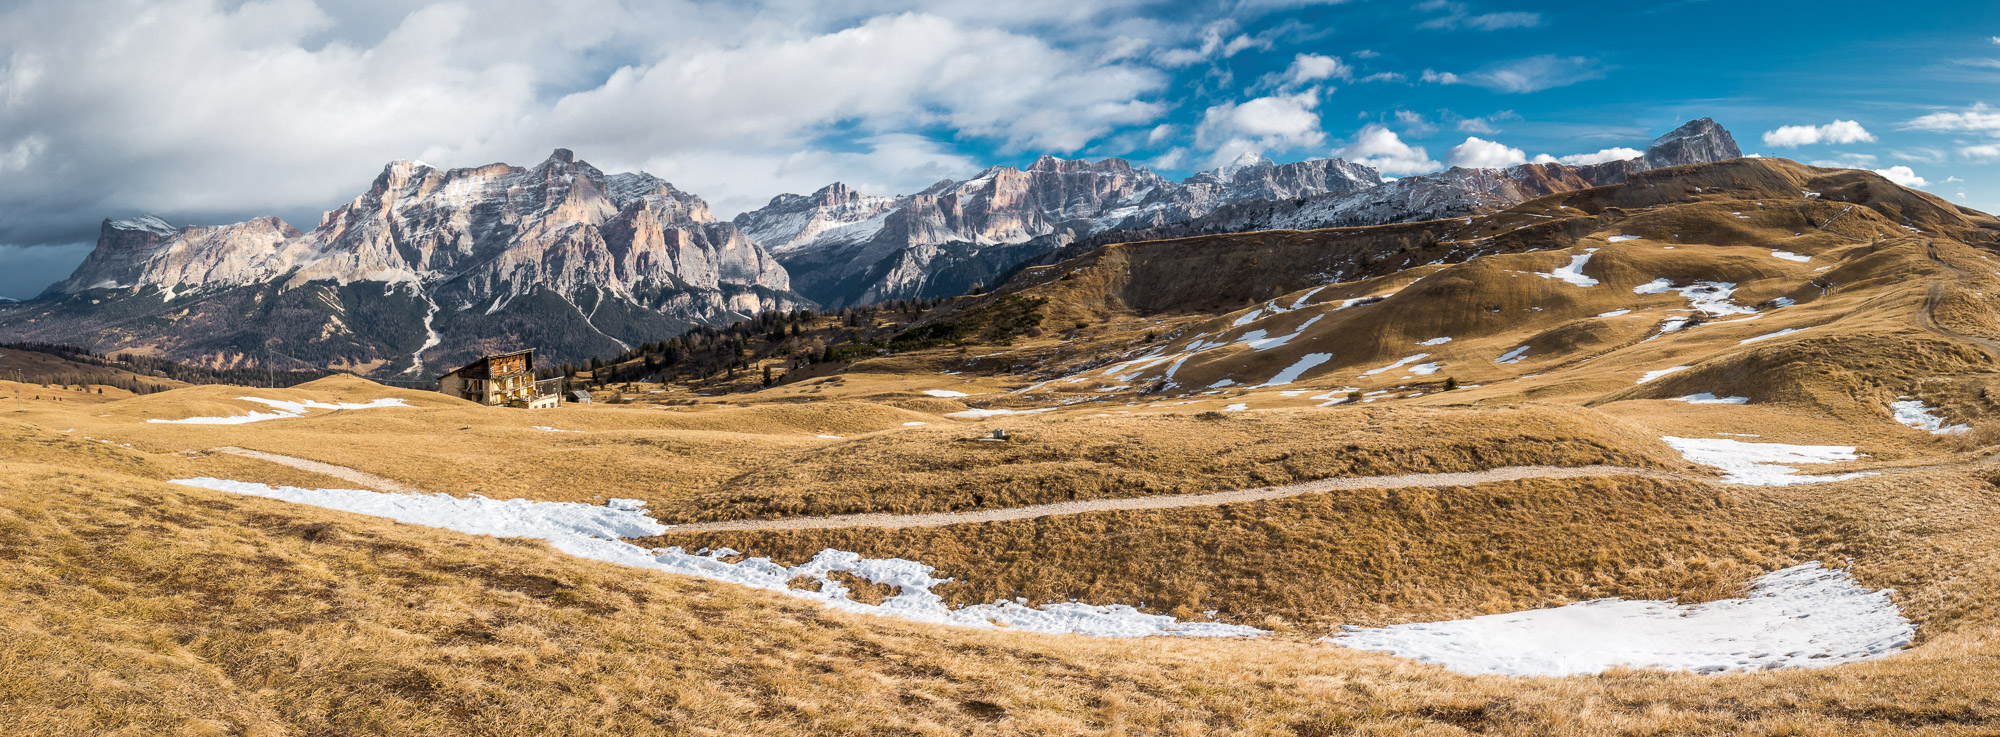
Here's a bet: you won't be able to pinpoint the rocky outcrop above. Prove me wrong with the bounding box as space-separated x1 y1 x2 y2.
736 153 1383 306
11 150 804 375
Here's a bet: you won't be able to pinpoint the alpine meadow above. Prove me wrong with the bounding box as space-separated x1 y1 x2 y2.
5 1 2000 735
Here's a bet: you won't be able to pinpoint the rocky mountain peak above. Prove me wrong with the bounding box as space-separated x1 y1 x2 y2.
1644 118 1741 169
1219 150 1275 179
106 215 177 237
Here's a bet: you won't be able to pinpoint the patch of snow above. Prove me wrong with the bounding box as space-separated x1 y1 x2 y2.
148 397 410 424
1637 366 1691 383
922 389 971 398
1889 400 1970 435
1634 280 1754 317
1771 250 1810 262
532 426 579 433
1417 337 1452 346
1326 563 1909 676
1221 403 1249 412
1362 354 1430 377
1536 251 1599 287
1633 279 1674 294
1495 346 1530 364
1740 328 1803 344
168 478 1263 638
1259 353 1333 387
1607 235 1642 242
1671 393 1750 405
945 407 1057 419
1597 309 1632 318
903 421 928 426
1409 362 1442 375
815 434 843 439
1209 379 1237 388
1772 297 1797 307
1661 437 1872 486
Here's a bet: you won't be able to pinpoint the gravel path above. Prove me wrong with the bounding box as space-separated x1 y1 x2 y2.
212 446 427 496
662 464 1692 532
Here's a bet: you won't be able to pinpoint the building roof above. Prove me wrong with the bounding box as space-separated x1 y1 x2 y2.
436 348 535 380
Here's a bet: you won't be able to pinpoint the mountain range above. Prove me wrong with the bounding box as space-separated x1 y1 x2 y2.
0 119 1741 376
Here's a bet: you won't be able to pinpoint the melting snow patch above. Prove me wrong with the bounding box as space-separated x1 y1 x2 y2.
1772 297 1796 307
1326 563 1909 676
1409 362 1442 375
1671 393 1749 405
1417 336 1452 346
1607 235 1642 242
1771 250 1811 262
148 397 411 424
1637 365 1691 383
1260 353 1334 387
1495 346 1530 364
1662 437 1872 486
1890 400 1970 435
532 426 579 433
922 389 971 398
167 478 1263 638
1740 328 1803 344
1536 251 1600 287
1221 403 1249 412
902 421 928 426
945 407 1057 419
1597 309 1631 318
1363 354 1430 377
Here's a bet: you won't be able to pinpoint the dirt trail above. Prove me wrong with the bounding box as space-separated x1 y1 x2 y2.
661 465 1695 532
212 446 427 495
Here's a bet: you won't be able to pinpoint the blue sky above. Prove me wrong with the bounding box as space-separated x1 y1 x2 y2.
1 0 1997 299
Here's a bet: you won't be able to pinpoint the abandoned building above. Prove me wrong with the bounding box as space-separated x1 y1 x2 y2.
437 349 564 408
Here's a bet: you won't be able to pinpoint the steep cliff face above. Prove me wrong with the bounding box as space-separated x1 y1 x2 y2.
8 150 804 376
735 153 1383 307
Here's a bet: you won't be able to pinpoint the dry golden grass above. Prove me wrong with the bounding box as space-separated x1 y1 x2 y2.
7 433 2000 735
659 404 1692 522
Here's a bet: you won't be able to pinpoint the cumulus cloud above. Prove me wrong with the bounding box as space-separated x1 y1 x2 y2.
1529 147 1644 166
1334 124 1440 175
1264 53 1351 88
1445 137 1525 168
1872 165 1929 188
1760 120 1876 147
0 0 1175 253
1904 103 2000 134
1194 91 1325 167
1423 55 1605 93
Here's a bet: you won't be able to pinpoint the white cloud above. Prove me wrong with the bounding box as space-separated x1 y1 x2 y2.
1424 56 1605 93
1903 103 2000 134
1760 120 1876 147
1151 147 1188 170
1335 124 1440 175
1278 53 1351 85
1395 110 1437 136
1893 147 1946 163
0 3 1176 243
1962 144 2000 161
1147 124 1176 146
1418 8 1541 31
1446 136 1525 168
1872 165 1929 188
1194 91 1325 167
1359 71 1406 83
1529 147 1643 166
